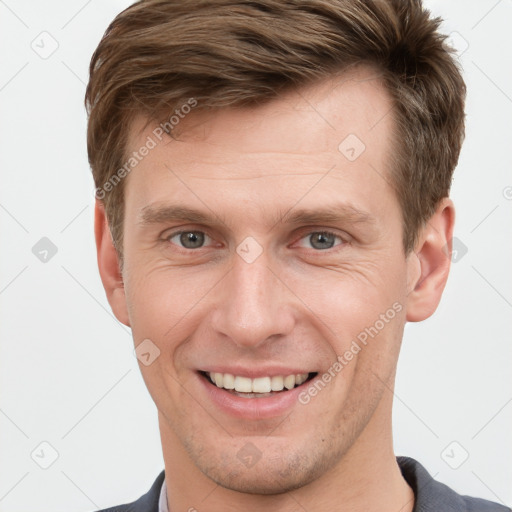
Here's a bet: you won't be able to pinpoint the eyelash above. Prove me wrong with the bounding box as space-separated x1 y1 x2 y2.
162 229 347 252
294 230 345 250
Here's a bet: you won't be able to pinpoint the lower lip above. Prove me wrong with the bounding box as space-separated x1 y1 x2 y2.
197 373 311 420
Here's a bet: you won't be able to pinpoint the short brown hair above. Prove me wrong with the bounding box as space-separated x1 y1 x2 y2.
85 0 466 256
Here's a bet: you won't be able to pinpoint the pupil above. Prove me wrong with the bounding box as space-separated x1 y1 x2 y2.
310 232 334 250
180 231 204 248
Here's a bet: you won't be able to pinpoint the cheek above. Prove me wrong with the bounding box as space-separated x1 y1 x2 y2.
287 255 406 337
124 261 213 332
286 258 408 398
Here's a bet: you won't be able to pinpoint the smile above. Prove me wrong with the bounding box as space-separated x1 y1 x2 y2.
201 371 317 398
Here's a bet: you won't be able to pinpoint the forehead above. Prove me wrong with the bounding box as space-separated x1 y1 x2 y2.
123 66 397 224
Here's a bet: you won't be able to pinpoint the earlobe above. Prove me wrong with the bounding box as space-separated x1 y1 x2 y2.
94 200 131 326
405 198 455 322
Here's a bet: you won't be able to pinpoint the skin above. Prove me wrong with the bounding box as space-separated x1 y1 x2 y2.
95 67 455 512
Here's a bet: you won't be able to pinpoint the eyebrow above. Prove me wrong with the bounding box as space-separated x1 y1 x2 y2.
137 202 376 230
138 205 226 227
281 204 376 227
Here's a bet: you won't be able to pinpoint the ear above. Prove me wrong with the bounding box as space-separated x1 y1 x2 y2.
94 200 130 326
405 198 455 322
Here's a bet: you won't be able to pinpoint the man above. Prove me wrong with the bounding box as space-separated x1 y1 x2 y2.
85 1 509 511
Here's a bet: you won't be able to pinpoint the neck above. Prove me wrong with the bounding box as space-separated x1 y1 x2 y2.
159 391 414 512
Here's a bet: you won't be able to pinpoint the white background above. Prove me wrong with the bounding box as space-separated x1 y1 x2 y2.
0 1 511 510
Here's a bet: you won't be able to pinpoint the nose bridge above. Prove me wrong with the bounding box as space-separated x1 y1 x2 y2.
212 253 294 347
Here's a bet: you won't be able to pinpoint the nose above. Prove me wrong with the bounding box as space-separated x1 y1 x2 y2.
210 252 296 349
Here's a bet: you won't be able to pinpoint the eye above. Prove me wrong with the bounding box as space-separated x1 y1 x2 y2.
167 230 212 249
297 231 344 250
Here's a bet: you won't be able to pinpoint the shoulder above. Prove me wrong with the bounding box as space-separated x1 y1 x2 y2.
94 470 165 512
397 456 510 512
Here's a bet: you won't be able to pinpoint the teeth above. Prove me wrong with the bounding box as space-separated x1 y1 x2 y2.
234 376 252 393
271 375 284 391
252 377 271 393
284 375 295 390
214 372 223 387
295 373 307 385
208 372 309 393
223 373 235 390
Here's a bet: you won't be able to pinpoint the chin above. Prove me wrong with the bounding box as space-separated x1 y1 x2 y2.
195 444 336 496
207 466 313 495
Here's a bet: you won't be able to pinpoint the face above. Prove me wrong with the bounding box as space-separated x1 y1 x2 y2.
106 68 425 493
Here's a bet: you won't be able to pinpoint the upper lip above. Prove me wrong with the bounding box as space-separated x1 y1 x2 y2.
199 367 315 378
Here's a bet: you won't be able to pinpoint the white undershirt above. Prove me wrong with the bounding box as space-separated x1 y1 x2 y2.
158 478 169 512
